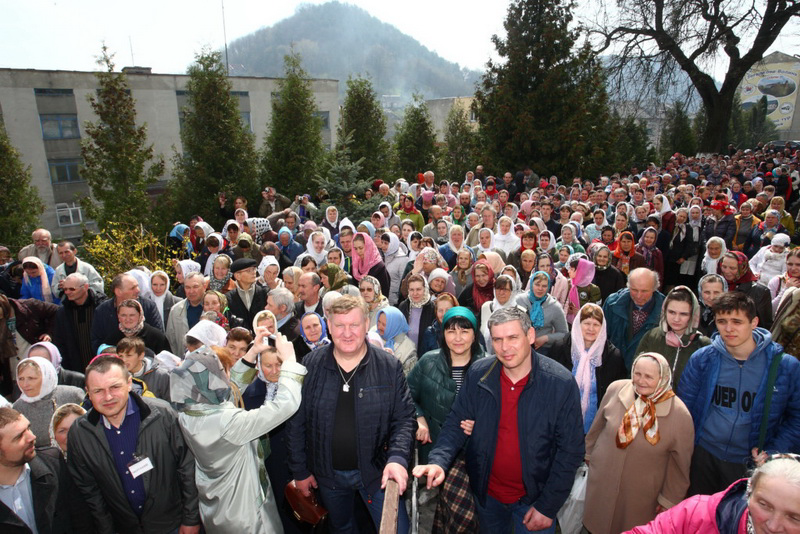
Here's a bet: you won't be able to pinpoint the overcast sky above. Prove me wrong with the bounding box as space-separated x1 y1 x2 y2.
0 0 508 74
2 1 797 78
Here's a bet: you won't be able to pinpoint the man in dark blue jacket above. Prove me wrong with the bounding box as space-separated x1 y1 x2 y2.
286 295 415 534
413 306 584 533
678 292 800 496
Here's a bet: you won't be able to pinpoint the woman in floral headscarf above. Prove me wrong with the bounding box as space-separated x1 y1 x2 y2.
636 227 664 291
398 274 436 347
718 250 774 329
583 352 694 534
170 330 306 534
319 263 352 295
359 275 389 328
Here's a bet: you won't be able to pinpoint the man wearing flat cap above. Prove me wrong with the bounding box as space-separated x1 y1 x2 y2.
225 258 268 333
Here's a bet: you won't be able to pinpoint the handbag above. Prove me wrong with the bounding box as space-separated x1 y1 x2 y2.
284 481 328 526
556 463 588 534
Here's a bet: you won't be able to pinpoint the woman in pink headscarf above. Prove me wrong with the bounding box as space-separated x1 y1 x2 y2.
566 257 601 322
351 232 391 296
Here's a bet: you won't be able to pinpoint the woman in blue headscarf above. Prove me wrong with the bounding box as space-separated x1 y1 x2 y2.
276 227 304 264
375 307 416 375
515 270 568 356
168 223 193 259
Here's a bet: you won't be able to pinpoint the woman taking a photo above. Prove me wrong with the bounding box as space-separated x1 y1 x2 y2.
583 353 694 534
407 307 483 533
550 303 626 433
515 271 568 356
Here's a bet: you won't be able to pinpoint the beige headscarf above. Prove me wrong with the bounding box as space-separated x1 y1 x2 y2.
616 352 675 448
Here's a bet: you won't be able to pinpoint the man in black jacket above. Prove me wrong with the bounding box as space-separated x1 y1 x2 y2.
0 408 72 534
287 295 415 534
53 273 107 373
225 258 268 333
90 273 162 353
67 356 199 534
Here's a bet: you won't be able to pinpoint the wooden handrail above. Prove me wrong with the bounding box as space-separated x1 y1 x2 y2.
379 479 400 534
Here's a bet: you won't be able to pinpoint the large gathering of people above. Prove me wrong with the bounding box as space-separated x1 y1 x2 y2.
1 145 800 534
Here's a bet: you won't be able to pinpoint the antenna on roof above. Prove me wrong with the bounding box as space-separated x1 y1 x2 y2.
221 0 230 76
128 36 135 66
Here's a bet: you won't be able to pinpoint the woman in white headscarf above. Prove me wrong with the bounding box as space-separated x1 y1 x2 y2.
294 230 329 268
126 267 153 301
380 232 409 306
322 205 341 237
494 216 521 256
700 236 727 276
13 356 84 447
148 270 180 328
654 194 676 235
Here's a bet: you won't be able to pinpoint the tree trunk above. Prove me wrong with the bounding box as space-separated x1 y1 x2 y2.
699 89 736 154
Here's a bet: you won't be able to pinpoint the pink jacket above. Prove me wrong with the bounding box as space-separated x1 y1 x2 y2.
624 480 748 534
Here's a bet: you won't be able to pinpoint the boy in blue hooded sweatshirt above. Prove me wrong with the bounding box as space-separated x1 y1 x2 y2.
678 291 800 496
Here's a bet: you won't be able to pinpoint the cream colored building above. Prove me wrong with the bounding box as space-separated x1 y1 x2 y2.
0 67 338 239
426 96 477 142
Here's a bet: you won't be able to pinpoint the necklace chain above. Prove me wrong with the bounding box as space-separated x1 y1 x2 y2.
337 362 359 392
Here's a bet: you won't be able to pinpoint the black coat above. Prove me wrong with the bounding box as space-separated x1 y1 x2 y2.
286 342 416 494
53 289 107 373
225 284 269 333
592 266 627 304
103 323 172 355
0 454 71 534
90 297 163 353
398 299 436 344
734 281 773 330
548 337 627 409
67 393 200 534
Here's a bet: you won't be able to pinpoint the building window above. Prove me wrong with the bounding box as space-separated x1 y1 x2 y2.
48 159 83 183
56 203 83 227
469 109 478 123
314 111 330 130
40 114 80 140
34 88 74 96
240 111 252 131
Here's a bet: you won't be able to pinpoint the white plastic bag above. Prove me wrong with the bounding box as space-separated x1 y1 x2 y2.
556 463 588 534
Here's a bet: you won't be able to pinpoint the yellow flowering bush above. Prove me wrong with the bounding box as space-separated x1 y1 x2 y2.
82 222 174 293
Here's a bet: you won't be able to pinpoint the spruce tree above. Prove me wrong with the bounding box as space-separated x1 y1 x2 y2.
315 133 382 223
336 76 390 183
441 103 478 182
81 46 164 230
262 52 324 196
0 124 44 249
393 94 438 182
474 0 615 177
658 102 696 159
165 49 261 228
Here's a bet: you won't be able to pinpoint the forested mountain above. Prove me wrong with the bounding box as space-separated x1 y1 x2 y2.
224 2 481 100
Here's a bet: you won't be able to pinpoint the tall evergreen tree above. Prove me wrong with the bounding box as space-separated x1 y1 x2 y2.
165 49 260 227
658 102 696 160
393 93 438 182
0 124 44 248
81 46 164 230
336 76 390 183
262 52 324 196
611 112 654 172
473 0 615 178
441 103 479 182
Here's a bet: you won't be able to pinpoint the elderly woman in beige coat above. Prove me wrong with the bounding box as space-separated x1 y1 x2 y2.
170 326 306 534
583 352 694 534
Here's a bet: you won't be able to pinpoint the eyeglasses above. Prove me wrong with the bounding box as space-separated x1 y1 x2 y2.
63 287 79 292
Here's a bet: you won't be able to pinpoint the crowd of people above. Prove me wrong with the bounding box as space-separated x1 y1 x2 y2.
1 145 800 534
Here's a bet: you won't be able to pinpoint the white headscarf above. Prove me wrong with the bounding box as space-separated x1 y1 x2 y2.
203 233 225 277
494 216 521 255
16 357 58 403
126 268 152 301
701 237 727 274
304 230 329 264
185 320 227 351
148 271 171 324
476 227 496 255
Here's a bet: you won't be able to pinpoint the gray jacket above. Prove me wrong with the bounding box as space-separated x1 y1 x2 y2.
515 293 569 353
